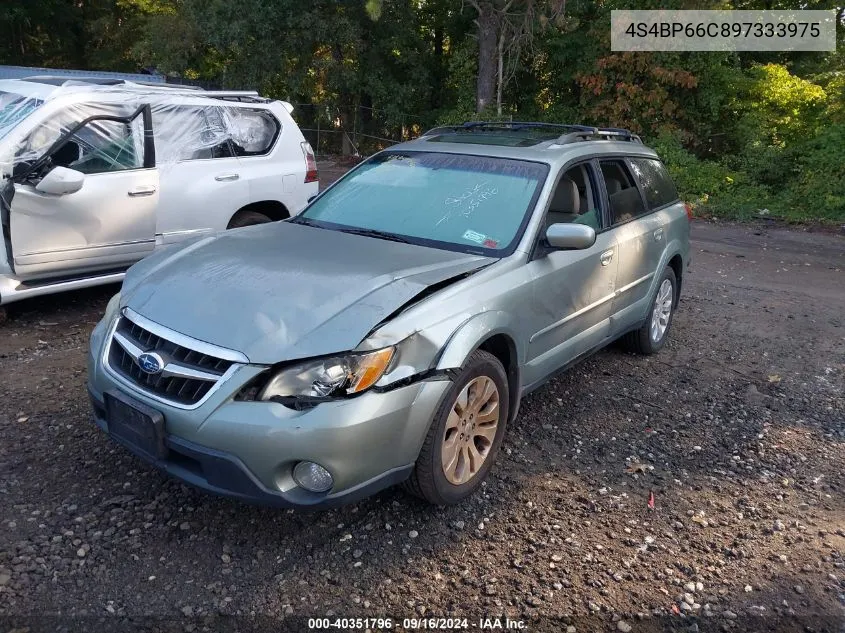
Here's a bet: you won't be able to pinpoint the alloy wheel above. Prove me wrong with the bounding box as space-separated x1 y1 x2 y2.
650 278 674 343
441 375 500 485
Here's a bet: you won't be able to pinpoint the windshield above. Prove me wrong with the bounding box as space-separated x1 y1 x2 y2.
0 91 44 141
296 151 548 255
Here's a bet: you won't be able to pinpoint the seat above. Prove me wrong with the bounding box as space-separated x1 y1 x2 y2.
608 187 645 224
545 177 580 228
604 178 622 196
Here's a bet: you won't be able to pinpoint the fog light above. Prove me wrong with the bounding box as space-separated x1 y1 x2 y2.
292 461 333 493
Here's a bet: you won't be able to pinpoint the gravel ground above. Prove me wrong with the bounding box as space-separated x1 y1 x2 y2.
0 204 843 631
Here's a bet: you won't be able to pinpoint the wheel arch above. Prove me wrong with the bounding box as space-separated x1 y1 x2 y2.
667 252 683 305
229 200 290 226
477 333 521 424
435 313 523 424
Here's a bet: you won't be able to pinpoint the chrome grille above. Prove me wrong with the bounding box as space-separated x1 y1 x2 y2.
106 312 236 406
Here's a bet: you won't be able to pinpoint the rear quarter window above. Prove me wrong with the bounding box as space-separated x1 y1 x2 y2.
224 108 280 156
629 158 679 210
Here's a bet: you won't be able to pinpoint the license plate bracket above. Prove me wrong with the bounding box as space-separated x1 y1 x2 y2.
104 390 167 460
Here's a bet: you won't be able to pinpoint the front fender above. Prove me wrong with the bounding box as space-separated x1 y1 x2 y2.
434 310 524 422
435 310 523 371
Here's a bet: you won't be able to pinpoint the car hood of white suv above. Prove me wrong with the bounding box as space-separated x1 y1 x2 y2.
120 221 495 364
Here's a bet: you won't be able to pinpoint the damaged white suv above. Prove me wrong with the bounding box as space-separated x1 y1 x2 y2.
0 77 319 307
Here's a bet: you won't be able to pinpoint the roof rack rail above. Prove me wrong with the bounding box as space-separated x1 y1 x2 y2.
23 76 270 102
554 127 642 144
423 121 596 136
422 120 642 144
118 83 268 102
195 90 269 103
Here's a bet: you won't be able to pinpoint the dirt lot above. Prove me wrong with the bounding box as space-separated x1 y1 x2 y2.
0 215 843 632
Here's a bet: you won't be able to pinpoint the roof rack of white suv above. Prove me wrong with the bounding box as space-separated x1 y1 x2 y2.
22 75 271 103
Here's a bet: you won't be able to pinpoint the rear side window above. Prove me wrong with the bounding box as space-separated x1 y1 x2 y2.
599 160 645 226
629 158 679 209
225 109 280 156
152 105 234 162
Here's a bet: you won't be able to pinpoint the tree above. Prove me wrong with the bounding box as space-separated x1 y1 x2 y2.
464 0 564 114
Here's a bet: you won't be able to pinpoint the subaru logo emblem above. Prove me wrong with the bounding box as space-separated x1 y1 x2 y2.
137 352 165 375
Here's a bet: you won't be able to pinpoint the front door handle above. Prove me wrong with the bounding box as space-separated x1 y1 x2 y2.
600 249 614 266
128 185 156 197
654 227 664 241
215 173 240 182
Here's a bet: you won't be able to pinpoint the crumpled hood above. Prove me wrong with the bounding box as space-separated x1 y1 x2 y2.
122 222 494 364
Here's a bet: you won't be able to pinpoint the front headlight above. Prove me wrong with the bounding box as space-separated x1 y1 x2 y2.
105 292 122 318
258 347 395 401
90 292 121 350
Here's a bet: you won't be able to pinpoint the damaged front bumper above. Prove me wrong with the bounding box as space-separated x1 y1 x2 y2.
86 338 452 508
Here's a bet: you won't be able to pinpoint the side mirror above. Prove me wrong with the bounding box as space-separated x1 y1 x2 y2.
35 166 85 196
545 223 596 250
307 194 318 203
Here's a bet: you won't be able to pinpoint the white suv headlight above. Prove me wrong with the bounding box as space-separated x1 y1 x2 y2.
258 347 395 401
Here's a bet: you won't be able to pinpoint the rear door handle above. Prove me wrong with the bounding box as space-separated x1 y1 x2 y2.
128 185 156 197
654 227 664 241
215 173 240 182
600 249 614 266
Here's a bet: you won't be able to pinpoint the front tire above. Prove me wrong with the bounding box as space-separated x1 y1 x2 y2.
404 350 509 505
621 266 677 355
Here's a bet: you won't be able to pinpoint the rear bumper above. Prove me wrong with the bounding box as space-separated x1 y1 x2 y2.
88 387 415 508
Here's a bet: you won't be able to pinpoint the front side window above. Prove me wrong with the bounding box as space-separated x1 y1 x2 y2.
0 91 43 141
295 151 549 255
600 160 646 226
17 103 145 174
53 117 144 174
545 163 602 231
629 158 679 210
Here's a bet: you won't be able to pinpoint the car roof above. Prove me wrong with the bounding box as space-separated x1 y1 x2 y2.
0 77 274 107
0 78 58 101
389 122 659 166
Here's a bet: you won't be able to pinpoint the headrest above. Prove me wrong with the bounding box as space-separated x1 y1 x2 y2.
604 178 623 195
549 177 579 214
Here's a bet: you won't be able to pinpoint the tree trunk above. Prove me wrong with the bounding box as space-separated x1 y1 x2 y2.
476 2 498 114
431 18 445 110
496 25 505 116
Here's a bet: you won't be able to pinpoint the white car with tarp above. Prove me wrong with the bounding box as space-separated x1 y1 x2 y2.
0 77 318 306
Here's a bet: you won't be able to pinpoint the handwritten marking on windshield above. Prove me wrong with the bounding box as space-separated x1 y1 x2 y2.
437 182 499 226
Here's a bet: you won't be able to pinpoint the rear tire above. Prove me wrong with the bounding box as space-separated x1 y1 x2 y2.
404 350 509 505
621 266 677 355
227 210 273 229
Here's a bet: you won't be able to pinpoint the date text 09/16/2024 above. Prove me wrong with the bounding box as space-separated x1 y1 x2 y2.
307 617 528 630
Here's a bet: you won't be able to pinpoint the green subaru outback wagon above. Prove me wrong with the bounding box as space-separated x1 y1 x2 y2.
88 122 691 508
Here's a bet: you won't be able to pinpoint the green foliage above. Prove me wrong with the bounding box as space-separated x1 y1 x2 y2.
649 132 772 219
0 0 842 223
782 124 845 222
741 63 827 147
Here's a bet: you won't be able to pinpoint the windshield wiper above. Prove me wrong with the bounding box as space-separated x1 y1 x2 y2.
335 227 412 244
288 218 412 244
288 216 318 226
